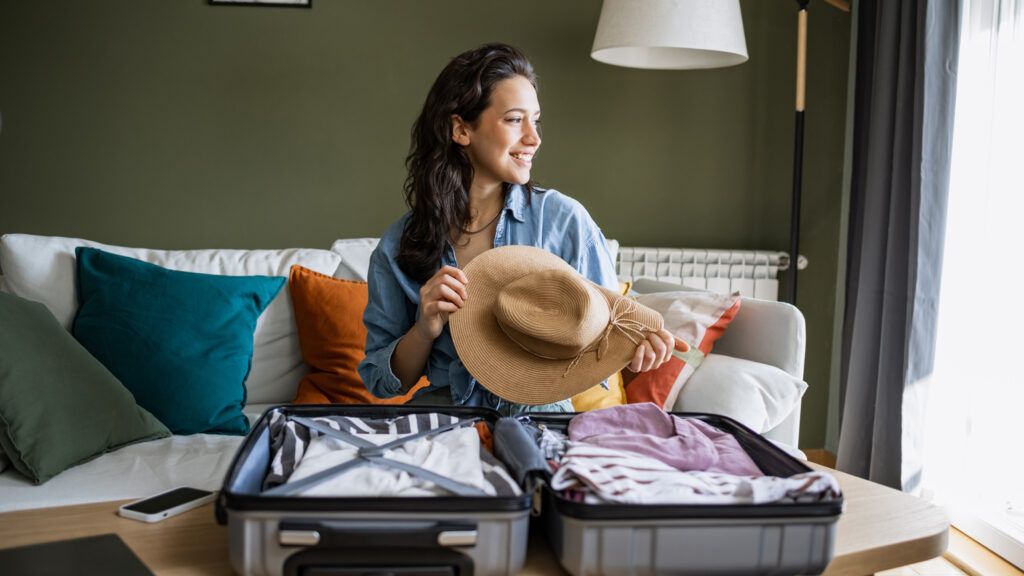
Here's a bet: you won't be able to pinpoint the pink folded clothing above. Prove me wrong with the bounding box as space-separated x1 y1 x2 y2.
549 442 840 505
567 402 762 477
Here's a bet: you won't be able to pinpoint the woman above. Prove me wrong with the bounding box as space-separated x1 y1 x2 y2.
358 43 674 414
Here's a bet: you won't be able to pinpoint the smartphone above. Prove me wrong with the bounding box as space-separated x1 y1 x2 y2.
117 487 216 523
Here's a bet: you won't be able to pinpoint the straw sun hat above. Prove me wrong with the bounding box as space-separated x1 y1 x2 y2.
449 245 664 405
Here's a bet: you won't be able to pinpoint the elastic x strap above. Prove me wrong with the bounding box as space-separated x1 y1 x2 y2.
264 415 486 497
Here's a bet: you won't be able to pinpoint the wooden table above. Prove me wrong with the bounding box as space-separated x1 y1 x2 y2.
0 464 948 575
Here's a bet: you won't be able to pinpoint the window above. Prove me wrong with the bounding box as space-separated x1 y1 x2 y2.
921 0 1024 568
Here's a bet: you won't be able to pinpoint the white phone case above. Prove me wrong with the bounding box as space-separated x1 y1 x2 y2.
117 487 216 523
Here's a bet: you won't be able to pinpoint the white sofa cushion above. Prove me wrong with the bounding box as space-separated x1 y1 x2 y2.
0 433 243 513
329 237 379 280
0 234 341 405
673 353 808 433
329 238 619 282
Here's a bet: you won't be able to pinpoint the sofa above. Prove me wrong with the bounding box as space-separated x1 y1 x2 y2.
0 233 807 514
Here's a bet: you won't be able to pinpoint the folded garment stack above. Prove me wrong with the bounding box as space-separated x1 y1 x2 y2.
263 411 520 498
530 403 839 505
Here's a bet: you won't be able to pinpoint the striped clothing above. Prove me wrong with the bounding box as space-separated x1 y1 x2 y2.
264 412 520 497
549 441 840 505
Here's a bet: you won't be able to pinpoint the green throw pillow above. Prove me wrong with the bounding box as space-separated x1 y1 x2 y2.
0 292 170 484
72 247 285 435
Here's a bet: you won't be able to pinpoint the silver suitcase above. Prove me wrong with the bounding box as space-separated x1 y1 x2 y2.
524 412 843 576
217 405 534 576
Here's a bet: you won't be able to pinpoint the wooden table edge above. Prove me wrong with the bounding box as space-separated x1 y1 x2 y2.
823 520 949 575
810 462 950 576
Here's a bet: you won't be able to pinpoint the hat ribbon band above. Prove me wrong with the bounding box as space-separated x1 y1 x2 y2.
498 297 651 377
561 297 649 377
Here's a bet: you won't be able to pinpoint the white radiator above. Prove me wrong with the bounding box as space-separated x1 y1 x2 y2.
617 247 793 301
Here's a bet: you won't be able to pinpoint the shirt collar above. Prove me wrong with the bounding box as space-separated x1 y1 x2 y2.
505 184 528 223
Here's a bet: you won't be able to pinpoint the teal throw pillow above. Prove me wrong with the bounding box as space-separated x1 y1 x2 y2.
0 292 171 484
72 247 285 435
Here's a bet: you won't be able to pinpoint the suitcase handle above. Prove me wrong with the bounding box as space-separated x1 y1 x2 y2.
279 520 478 549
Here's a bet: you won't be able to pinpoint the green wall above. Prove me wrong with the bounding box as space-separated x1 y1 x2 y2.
0 0 850 448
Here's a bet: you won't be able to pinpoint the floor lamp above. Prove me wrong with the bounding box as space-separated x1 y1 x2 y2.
787 0 849 303
593 0 848 304
789 0 809 305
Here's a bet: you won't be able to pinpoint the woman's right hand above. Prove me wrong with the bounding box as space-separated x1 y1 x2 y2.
414 265 469 341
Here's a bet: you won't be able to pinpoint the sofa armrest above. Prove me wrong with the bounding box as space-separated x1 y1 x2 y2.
713 298 806 380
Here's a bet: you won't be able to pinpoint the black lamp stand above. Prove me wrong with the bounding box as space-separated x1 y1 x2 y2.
787 0 810 305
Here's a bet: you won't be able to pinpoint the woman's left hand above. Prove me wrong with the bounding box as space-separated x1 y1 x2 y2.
627 328 681 373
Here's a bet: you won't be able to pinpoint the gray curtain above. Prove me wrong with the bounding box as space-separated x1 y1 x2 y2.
836 0 961 490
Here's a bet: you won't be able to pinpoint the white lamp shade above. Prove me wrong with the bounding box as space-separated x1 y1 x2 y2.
591 0 749 70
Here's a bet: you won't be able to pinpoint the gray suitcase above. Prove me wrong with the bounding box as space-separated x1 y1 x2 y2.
517 412 844 576
217 405 534 576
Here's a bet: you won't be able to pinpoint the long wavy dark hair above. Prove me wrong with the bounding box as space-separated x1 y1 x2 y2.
396 43 538 283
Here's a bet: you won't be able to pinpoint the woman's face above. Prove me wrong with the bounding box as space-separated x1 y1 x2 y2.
454 75 541 189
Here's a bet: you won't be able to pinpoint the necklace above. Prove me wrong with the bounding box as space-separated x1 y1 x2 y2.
462 209 502 235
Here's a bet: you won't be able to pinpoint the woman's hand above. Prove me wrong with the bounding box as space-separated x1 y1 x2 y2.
627 328 683 373
414 265 469 341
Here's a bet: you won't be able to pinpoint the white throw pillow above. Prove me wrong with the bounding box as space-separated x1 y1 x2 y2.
672 353 807 433
330 238 379 281
0 233 342 405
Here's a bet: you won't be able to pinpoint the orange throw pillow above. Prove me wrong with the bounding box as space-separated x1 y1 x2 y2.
289 265 427 404
625 290 741 409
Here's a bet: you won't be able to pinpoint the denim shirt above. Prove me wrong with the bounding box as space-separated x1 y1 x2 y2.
357 185 619 416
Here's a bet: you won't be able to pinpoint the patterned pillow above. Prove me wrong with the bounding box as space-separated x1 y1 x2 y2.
625 290 741 409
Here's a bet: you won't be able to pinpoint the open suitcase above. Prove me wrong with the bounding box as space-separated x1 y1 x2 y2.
218 405 842 576
525 412 844 576
217 404 535 576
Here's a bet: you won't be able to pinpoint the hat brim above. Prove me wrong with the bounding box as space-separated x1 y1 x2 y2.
450 246 663 405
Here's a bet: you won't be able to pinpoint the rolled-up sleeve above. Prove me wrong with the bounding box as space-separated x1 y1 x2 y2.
357 247 410 398
570 207 619 291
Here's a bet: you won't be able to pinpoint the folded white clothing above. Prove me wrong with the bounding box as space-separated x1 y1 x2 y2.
287 427 520 497
549 441 840 505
